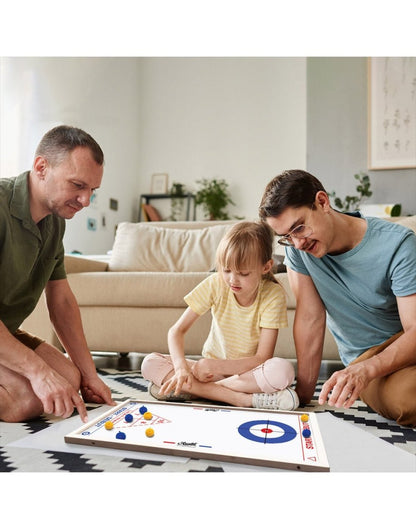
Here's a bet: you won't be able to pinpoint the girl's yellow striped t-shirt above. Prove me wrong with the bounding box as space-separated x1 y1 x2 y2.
184 273 287 360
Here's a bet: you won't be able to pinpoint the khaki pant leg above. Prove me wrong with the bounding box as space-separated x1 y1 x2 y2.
351 332 416 427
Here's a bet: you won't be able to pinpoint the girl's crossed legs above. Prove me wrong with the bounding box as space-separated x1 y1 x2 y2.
141 353 295 408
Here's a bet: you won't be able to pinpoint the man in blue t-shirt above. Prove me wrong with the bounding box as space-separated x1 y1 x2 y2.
259 169 416 427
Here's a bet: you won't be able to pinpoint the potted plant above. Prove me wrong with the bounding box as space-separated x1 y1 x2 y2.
329 172 373 212
195 178 236 220
169 182 187 221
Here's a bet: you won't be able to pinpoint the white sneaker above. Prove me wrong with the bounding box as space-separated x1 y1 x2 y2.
252 388 299 411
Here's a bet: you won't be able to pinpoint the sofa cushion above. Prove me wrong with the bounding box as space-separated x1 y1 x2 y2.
64 255 109 274
389 215 416 233
109 222 232 272
67 271 210 306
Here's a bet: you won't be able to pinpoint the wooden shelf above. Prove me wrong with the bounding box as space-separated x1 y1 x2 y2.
138 193 196 221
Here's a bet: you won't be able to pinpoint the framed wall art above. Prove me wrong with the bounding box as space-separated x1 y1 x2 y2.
151 173 169 194
368 57 416 170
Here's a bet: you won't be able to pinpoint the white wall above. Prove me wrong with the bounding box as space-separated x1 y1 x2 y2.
0 57 307 251
0 57 141 253
307 57 416 215
137 57 307 221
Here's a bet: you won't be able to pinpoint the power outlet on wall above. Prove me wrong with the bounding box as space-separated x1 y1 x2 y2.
87 218 97 231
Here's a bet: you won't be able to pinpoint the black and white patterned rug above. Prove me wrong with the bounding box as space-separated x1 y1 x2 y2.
0 368 415 472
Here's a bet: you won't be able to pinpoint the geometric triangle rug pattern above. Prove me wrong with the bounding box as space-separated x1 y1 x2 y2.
0 368 415 472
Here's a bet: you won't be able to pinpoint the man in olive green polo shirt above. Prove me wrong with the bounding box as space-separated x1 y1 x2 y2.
0 125 115 423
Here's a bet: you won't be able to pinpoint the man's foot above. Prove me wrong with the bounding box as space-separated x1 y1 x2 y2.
252 387 299 411
148 382 193 402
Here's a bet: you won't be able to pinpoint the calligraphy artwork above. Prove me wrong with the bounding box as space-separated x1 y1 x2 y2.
368 57 416 170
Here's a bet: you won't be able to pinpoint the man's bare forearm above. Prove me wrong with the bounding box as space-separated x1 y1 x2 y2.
294 317 326 404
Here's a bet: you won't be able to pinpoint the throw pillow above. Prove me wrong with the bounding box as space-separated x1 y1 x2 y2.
109 222 232 272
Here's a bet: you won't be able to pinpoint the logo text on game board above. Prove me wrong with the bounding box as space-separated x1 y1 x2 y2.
95 407 128 428
178 441 197 447
303 425 314 449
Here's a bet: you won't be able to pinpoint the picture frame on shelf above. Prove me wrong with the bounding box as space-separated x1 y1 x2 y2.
151 173 169 194
368 57 416 170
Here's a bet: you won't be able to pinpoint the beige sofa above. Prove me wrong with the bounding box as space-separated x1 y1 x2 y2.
22 216 416 362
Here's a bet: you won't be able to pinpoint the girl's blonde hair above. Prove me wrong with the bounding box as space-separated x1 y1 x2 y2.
215 221 277 283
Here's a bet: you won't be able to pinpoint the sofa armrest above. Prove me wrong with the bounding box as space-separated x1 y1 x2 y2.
64 255 109 274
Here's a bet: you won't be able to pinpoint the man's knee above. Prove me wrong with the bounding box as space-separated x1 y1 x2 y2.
385 374 416 427
0 385 43 422
361 367 416 427
1 403 43 423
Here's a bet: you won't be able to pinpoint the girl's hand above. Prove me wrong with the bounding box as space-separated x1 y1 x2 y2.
160 366 192 396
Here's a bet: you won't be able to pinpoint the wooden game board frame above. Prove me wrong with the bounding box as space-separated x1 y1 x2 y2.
65 399 330 472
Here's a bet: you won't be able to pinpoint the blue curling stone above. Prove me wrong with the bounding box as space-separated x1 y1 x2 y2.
125 413 133 423
116 431 126 440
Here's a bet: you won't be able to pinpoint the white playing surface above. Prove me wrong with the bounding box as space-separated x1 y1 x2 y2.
65 399 330 471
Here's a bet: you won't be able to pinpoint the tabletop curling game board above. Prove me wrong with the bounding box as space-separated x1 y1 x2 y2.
65 399 330 471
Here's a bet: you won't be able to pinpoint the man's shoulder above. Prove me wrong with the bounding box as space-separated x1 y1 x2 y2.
0 176 16 197
0 173 29 203
0 178 16 219
367 216 413 234
366 217 416 247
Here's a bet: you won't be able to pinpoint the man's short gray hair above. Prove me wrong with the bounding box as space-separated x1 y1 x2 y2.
35 125 104 167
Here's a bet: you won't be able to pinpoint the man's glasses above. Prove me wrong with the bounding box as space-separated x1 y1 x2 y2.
277 224 313 246
277 206 314 246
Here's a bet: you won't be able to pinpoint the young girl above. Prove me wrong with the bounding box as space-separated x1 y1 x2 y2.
141 221 299 410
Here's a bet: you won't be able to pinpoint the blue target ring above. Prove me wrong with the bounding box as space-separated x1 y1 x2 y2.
238 420 297 444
